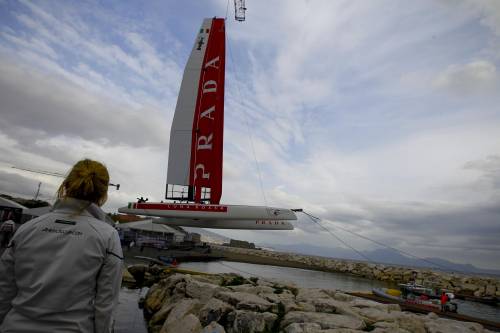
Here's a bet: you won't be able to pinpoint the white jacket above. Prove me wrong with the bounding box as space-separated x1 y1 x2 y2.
0 198 123 333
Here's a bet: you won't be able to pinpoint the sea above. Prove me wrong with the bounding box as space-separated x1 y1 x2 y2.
114 260 500 333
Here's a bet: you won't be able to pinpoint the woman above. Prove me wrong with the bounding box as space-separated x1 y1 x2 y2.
0 159 123 333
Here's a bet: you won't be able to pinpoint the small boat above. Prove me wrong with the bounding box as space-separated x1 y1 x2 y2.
399 282 443 299
372 288 458 313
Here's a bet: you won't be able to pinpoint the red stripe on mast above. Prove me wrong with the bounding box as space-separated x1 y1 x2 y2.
189 18 225 204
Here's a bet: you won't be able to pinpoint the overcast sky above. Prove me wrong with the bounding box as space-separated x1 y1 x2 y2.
1 0 499 269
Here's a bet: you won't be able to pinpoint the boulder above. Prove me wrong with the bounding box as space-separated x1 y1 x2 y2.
198 298 234 326
424 317 485 333
283 322 322 333
331 292 355 302
145 282 170 313
296 288 331 302
201 321 226 333
372 321 411 333
226 310 277 333
161 313 201 333
150 301 176 325
280 311 365 330
163 298 201 328
186 278 224 301
216 291 273 312
485 284 496 296
229 284 275 295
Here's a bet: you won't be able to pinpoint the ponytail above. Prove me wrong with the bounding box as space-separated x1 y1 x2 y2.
57 159 110 206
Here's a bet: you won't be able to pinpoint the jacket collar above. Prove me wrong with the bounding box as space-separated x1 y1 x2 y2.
51 198 110 224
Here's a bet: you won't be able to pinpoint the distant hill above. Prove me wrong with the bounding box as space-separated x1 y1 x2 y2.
181 227 230 244
263 243 500 277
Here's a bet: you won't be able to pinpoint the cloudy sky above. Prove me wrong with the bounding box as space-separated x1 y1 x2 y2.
1 0 499 269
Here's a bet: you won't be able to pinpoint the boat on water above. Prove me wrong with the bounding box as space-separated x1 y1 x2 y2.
372 288 458 313
119 18 297 230
373 288 457 312
399 282 499 306
399 282 444 299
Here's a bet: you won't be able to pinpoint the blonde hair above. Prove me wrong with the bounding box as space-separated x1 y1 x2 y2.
57 159 110 206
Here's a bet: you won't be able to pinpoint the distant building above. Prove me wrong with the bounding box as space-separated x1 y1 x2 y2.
118 219 186 248
0 197 27 224
184 232 202 244
226 239 256 249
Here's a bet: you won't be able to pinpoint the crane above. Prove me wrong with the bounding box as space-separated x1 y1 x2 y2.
234 0 246 22
10 166 120 190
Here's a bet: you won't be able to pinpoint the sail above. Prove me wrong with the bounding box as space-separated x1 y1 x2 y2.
166 18 225 204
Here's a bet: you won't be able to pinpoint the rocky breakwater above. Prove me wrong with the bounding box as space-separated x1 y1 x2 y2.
142 271 492 333
212 245 500 299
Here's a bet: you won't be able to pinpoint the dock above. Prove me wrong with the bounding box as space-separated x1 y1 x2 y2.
348 292 500 332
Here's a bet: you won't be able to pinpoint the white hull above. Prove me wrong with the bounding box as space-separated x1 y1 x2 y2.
155 218 294 230
118 202 297 220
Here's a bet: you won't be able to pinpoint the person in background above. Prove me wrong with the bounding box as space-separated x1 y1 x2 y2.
0 159 123 333
440 291 449 312
0 219 16 248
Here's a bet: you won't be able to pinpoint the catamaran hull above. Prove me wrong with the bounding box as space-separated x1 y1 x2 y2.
117 202 296 230
118 202 297 220
155 218 294 230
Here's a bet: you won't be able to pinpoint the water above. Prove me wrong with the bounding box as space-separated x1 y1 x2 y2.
178 260 390 291
115 260 500 332
115 287 148 333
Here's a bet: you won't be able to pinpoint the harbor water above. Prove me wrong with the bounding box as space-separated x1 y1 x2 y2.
115 260 500 332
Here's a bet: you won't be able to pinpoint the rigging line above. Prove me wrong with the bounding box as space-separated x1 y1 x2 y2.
225 0 230 20
301 213 374 263
216 260 260 278
302 211 464 273
226 33 269 207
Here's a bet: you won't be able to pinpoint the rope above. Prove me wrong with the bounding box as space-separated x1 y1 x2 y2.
301 212 374 263
216 260 261 277
301 211 465 273
226 33 269 208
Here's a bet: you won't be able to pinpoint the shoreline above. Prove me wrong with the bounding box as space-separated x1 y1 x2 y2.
209 245 500 301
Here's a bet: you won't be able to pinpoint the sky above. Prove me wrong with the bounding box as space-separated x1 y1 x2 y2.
0 0 499 269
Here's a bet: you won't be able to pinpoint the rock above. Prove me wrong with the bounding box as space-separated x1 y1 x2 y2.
295 302 316 313
186 278 224 301
331 292 355 302
226 310 277 333
191 274 224 286
371 321 412 333
230 284 275 295
485 284 496 296
122 267 136 283
283 323 322 333
462 283 479 292
216 291 272 312
424 317 485 333
145 282 170 314
280 311 365 330
161 313 201 333
296 288 330 302
128 264 148 281
164 298 201 328
387 312 427 333
199 298 234 326
201 321 226 333
150 301 176 325
355 307 393 324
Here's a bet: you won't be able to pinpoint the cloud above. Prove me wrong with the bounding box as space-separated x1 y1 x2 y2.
0 59 169 148
433 60 498 94
1 0 500 269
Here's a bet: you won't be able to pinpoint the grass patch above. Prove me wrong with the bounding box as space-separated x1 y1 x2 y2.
267 302 285 333
363 324 376 331
221 275 247 286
